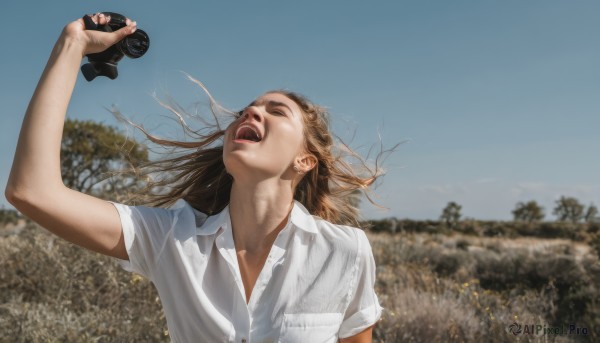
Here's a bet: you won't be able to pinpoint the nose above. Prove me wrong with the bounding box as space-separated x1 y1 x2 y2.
242 106 264 122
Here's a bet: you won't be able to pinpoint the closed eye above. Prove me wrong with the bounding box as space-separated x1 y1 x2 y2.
271 108 288 116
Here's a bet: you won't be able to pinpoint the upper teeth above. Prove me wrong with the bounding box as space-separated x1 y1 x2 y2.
237 125 261 141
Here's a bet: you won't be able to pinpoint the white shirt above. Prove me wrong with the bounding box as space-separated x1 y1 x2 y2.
111 200 383 343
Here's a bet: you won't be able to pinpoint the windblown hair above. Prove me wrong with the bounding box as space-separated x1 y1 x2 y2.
118 75 391 227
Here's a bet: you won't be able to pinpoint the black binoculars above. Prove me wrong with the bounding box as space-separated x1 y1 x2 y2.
80 12 150 81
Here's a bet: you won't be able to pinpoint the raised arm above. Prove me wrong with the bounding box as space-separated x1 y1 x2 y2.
4 14 138 259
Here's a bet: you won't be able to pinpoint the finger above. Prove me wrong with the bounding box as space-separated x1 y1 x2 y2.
102 21 138 47
97 13 111 25
121 20 137 35
91 13 102 24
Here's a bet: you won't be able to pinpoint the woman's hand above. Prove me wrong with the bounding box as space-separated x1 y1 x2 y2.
61 12 138 57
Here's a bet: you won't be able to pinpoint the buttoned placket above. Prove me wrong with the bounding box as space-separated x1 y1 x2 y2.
215 219 293 343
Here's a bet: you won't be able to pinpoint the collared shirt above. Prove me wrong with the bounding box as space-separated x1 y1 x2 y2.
111 200 383 343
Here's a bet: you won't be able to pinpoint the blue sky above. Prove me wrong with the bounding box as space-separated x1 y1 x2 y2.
1 1 598 220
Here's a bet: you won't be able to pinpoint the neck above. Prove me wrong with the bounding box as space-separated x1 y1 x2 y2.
229 178 294 254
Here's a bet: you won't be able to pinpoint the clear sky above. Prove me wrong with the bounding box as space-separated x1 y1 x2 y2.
1 1 598 220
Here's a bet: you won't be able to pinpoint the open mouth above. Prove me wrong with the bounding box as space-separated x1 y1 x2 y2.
235 125 262 142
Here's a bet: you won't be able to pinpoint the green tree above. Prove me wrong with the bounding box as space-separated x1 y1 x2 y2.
585 203 599 223
552 196 584 223
61 119 148 201
440 201 462 227
512 200 545 223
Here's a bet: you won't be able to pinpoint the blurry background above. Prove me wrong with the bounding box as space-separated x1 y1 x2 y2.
1 0 598 220
1 2 600 341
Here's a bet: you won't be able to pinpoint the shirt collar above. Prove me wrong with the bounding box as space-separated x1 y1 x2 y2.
289 200 319 234
194 205 230 236
195 200 318 236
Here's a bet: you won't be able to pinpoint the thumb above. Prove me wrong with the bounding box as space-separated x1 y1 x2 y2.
109 21 138 44
83 21 138 56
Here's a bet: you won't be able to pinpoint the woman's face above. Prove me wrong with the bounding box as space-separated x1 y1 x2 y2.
223 92 306 181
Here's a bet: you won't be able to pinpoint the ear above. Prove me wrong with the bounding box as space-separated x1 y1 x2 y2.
295 153 318 174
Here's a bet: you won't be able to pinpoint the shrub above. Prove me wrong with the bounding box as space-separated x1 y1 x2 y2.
0 224 168 342
3 223 599 342
0 208 20 226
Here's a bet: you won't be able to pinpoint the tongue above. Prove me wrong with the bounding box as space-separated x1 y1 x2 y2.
238 127 260 141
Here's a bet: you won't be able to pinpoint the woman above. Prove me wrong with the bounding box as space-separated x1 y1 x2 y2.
6 13 384 342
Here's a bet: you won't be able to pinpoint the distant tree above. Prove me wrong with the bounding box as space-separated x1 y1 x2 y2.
61 119 149 200
585 203 599 223
512 200 545 223
440 201 462 227
363 218 396 233
552 196 585 223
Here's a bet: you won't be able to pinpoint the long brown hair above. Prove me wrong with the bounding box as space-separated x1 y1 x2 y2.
116 75 392 227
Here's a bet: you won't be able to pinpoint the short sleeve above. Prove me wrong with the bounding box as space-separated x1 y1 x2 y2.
109 202 178 280
338 230 384 339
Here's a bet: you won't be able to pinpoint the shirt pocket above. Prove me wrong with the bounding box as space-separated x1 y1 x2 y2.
278 313 343 343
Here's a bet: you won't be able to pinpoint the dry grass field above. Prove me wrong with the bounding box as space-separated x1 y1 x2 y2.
1 221 598 342
368 231 599 342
